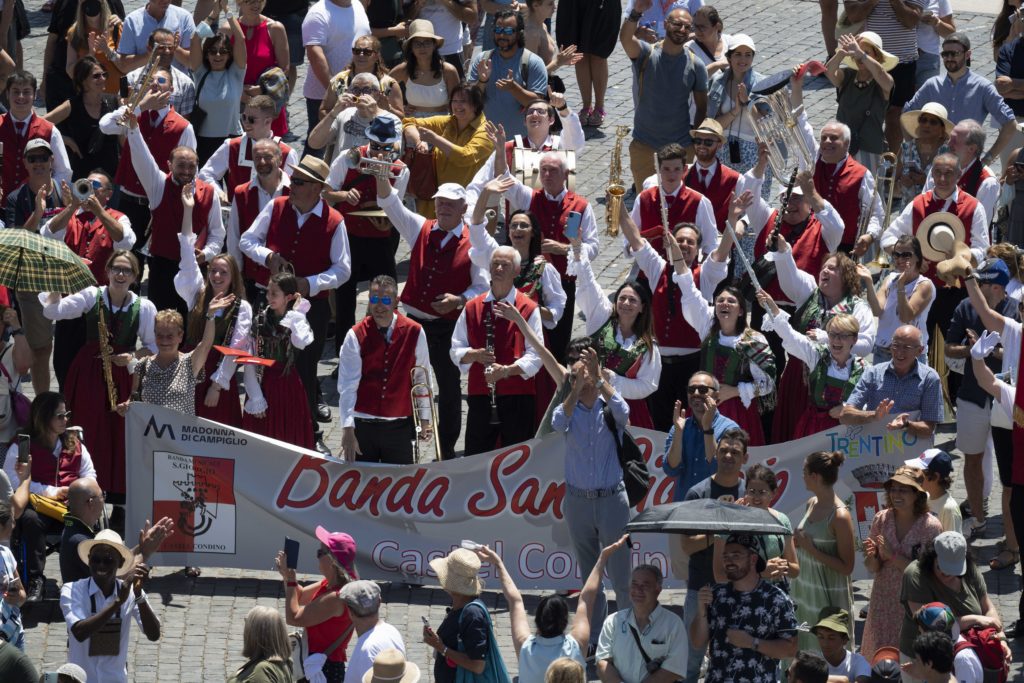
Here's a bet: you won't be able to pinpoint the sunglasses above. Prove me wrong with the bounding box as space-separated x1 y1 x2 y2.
369 142 396 152
687 385 713 395
410 39 435 49
352 47 377 56
826 331 856 340
25 154 51 163
494 26 517 35
109 266 135 276
369 295 393 305
291 178 309 187
91 71 108 80
893 251 914 259
917 116 942 126
55 411 72 419
89 553 118 565
348 86 379 96
208 47 231 56
692 137 718 147
940 50 964 58
154 76 169 85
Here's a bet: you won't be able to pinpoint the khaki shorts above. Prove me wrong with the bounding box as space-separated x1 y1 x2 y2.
15 291 53 351
955 397 992 455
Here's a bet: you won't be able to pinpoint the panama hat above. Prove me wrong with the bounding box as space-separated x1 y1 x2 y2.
843 31 898 72
916 211 966 263
363 648 421 683
901 102 954 138
289 156 331 185
78 529 137 578
407 20 444 48
429 548 484 596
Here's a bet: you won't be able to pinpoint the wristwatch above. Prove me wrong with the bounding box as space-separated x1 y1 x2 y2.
702 428 714 435
595 378 606 390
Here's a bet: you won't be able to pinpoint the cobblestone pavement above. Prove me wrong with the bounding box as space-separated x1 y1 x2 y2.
11 0 1024 678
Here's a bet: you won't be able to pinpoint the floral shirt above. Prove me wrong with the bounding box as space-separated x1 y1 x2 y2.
705 580 798 683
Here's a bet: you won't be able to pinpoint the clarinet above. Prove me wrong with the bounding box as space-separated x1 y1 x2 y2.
485 303 501 425
768 169 799 251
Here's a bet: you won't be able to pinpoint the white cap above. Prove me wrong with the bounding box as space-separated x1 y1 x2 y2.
728 33 756 52
433 183 467 202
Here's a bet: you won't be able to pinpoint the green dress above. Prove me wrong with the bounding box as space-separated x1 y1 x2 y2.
790 504 854 652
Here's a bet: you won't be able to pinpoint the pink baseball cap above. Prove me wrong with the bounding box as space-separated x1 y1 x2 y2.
315 526 358 577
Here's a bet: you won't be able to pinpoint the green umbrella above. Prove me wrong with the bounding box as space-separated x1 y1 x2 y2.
0 229 97 293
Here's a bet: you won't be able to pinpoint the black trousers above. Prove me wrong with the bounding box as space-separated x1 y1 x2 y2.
333 232 399 355
147 255 189 322
53 316 85 392
749 302 790 442
114 191 151 266
354 417 415 465
15 505 63 581
646 353 702 433
464 394 535 456
547 277 576 363
411 316 460 459
1012 483 1024 624
928 285 967 397
295 297 331 439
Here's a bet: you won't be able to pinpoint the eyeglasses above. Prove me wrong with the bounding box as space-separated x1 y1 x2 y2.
25 154 50 163
664 20 692 30
410 39 434 49
352 47 377 56
91 71 108 80
88 491 107 503
316 547 331 558
242 114 260 124
494 26 517 35
348 86 380 96
525 107 549 116
369 295 393 305
109 266 134 276
687 385 713 395
940 50 964 58
893 251 914 259
827 331 856 340
692 137 718 147
55 411 72 419
208 48 231 56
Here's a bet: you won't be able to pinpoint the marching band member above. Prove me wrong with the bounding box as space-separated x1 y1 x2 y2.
227 139 290 305
197 95 297 203
174 183 251 426
684 119 745 233
240 156 352 456
41 251 157 507
374 174 488 460
571 239 660 429
241 272 315 451
325 116 410 339
758 290 867 439
923 119 1000 222
338 275 431 465
451 246 544 454
492 124 598 361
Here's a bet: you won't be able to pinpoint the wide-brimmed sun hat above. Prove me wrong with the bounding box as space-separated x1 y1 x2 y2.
78 529 137 578
900 102 954 138
429 548 484 596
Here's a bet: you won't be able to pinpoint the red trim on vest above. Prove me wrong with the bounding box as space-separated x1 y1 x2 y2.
352 313 421 418
150 178 215 260
529 191 590 276
684 163 739 231
235 181 289 287
911 190 981 287
814 156 866 248
753 213 829 304
64 208 127 286
225 136 292 201
399 222 474 320
29 440 81 488
464 291 538 395
114 109 189 196
266 197 343 299
0 114 55 197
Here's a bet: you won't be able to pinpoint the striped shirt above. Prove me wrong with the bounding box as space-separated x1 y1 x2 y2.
866 0 926 62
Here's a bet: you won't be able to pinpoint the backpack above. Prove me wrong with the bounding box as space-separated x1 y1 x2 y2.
479 48 531 86
952 626 1009 683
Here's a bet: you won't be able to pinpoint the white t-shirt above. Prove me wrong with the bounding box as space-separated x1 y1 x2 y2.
301 0 371 99
826 649 871 681
916 0 953 55
417 0 464 56
0 342 21 444
342 621 406 683
953 635 984 683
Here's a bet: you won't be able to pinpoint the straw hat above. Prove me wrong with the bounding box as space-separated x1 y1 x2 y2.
407 19 444 48
429 548 484 596
915 211 966 263
900 101 954 139
78 529 137 578
362 648 421 683
689 118 725 142
843 31 898 72
289 156 331 185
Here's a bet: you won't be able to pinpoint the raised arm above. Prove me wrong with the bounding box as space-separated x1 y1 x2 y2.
572 535 630 653
190 293 237 378
495 300 568 385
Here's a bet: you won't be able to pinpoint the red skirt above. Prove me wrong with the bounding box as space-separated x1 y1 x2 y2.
626 398 654 429
794 406 839 439
241 364 314 450
195 351 243 426
65 341 132 495
717 395 764 446
770 359 808 444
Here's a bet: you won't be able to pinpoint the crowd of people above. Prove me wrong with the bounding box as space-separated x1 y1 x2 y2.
0 0 1020 678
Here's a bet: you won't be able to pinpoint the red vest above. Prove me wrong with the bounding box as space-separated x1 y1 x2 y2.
753 213 829 305
336 146 406 239
957 160 993 199
29 440 81 488
224 136 292 201
63 208 128 285
0 114 54 198
651 262 703 349
235 180 289 287
149 178 215 261
463 291 538 396
684 163 740 231
529 190 589 276
115 109 190 196
400 222 474 320
352 313 421 418
266 197 343 299
813 155 867 249
911 190 981 288
637 184 705 253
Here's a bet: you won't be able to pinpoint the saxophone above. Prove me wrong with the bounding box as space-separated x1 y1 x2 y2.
96 302 118 411
605 125 630 236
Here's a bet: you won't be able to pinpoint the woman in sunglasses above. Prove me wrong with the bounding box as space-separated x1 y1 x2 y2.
235 0 291 136
897 102 952 208
859 234 935 363
63 0 122 95
319 35 403 121
189 12 248 165
44 56 122 179
389 21 460 119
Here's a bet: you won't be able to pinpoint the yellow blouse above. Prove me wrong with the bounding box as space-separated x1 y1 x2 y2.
404 112 494 217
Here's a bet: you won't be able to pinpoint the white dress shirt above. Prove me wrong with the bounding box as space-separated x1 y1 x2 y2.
627 181 719 256
767 308 858 385
238 198 352 297
575 256 661 399
100 107 198 199
466 220 566 329
8 112 72 189
922 158 1000 222
504 176 601 264
40 208 136 250
326 147 410 199
226 173 290 267
198 134 298 189
740 172 845 253
337 316 431 427
449 287 545 379
880 187 990 264
376 191 489 319
241 300 315 415
3 439 96 499
40 287 157 354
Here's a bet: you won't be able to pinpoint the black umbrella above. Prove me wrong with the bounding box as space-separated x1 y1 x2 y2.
625 499 792 536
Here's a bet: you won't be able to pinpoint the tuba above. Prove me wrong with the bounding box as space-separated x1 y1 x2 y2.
605 125 630 236
750 90 816 180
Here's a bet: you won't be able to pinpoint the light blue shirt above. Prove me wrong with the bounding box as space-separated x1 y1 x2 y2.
117 4 196 74
844 360 944 424
518 634 584 683
551 391 629 491
661 411 739 501
902 70 1015 127
194 64 246 138
468 48 548 139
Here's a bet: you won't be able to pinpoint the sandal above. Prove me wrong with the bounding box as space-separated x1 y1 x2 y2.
990 548 1020 570
579 106 593 127
590 107 606 127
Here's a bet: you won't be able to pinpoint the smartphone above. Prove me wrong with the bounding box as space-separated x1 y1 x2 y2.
421 615 432 630
284 537 300 570
563 211 582 240
42 674 59 683
16 434 29 464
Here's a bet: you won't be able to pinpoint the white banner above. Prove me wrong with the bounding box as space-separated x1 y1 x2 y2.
126 405 931 587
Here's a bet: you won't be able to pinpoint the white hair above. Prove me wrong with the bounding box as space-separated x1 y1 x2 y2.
493 245 522 271
539 151 569 175
823 120 851 144
350 72 381 90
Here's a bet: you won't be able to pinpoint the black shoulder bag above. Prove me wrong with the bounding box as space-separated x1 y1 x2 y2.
603 406 651 507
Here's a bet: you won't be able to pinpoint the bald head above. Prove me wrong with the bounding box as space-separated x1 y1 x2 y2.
893 325 923 347
68 477 103 523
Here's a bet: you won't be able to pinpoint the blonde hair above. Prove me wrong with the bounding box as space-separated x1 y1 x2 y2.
241 606 291 661
545 658 585 683
155 309 185 334
826 313 860 337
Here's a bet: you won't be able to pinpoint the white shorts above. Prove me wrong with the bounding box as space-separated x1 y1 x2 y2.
956 397 992 454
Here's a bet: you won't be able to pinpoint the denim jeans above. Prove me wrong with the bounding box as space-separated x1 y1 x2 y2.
682 585 706 680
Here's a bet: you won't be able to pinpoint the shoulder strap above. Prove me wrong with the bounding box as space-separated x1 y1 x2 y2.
627 622 651 664
636 42 661 99
520 49 531 85
603 405 627 467
322 619 356 658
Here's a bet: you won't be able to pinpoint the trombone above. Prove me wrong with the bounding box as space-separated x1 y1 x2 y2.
863 153 899 278
410 365 441 462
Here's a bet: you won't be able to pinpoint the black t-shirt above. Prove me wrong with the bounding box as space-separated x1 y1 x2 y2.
947 294 1020 408
263 0 311 21
366 0 401 29
59 515 96 584
433 601 490 683
683 476 744 589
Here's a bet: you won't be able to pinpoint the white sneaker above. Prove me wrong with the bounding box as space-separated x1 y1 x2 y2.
963 516 987 540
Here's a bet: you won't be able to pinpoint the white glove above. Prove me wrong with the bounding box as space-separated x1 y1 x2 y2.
970 330 1001 360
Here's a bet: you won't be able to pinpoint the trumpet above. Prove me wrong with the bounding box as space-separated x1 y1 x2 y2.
606 125 629 236
410 365 441 462
72 178 95 202
119 48 161 126
345 148 403 179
